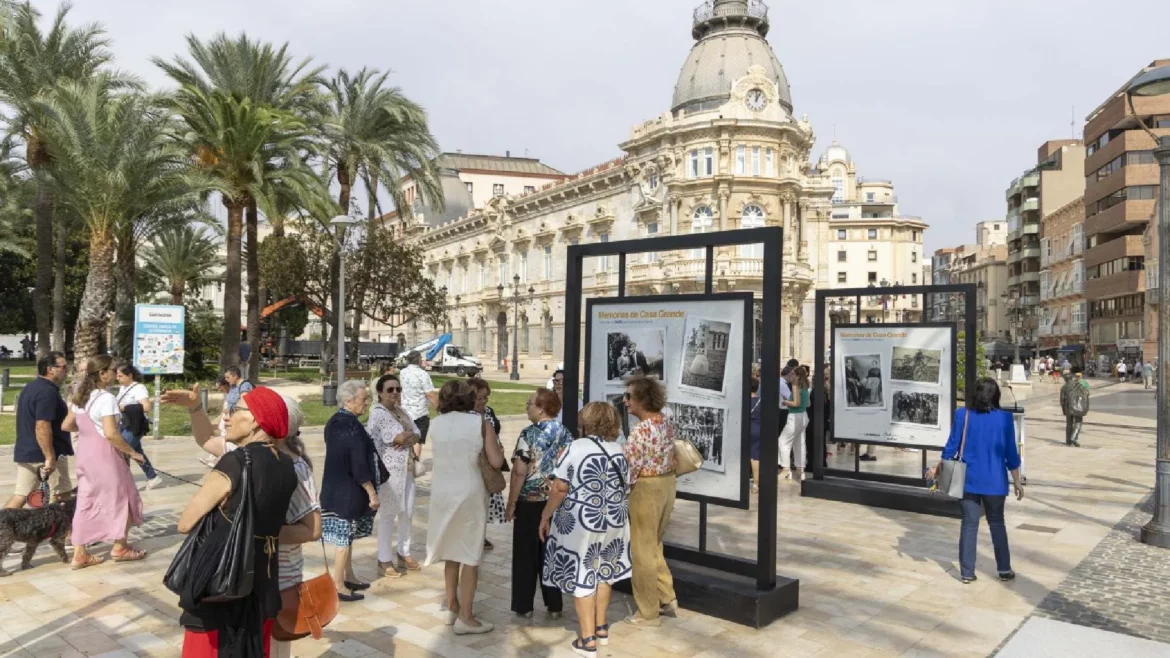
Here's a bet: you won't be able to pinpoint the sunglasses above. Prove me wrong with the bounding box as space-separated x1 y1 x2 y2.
623 393 631 400
383 386 402 392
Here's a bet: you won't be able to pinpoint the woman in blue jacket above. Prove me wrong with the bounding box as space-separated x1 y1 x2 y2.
928 377 1023 584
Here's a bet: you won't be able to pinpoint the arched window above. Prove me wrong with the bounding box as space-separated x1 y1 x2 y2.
739 204 766 258
543 311 554 354
691 206 714 258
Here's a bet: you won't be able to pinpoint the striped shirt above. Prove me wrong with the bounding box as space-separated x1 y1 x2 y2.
278 457 319 591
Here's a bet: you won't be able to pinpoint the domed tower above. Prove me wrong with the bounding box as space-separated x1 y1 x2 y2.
672 0 794 117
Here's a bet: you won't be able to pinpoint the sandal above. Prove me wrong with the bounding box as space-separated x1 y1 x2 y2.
571 636 597 657
595 623 610 646
398 553 421 571
71 554 105 570
110 548 147 562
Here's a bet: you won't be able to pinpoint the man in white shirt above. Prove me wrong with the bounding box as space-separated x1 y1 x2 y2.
400 352 437 452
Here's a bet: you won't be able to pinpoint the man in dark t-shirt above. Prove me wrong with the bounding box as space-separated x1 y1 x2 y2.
7 351 73 508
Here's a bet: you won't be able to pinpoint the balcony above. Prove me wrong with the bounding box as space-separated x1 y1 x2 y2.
1019 271 1041 284
1148 287 1160 304
1022 222 1040 236
1007 274 1020 287
1084 235 1145 269
1020 173 1040 189
1021 197 1040 213
1084 199 1158 237
1085 269 1145 300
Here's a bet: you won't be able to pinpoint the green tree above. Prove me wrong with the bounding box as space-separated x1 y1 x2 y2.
154 32 330 376
141 224 222 305
956 331 988 395
37 75 207 369
0 2 112 356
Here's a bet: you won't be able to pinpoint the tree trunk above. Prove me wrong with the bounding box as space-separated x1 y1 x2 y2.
71 228 118 373
245 199 261 383
112 236 135 358
51 218 67 351
33 178 53 359
220 200 244 373
170 286 183 306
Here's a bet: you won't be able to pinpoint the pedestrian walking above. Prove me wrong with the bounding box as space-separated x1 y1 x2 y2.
400 352 437 451
540 402 632 656
7 351 72 510
506 388 573 621
749 375 762 494
175 386 298 657
622 375 678 627
115 363 162 490
1116 360 1127 382
19 335 32 360
1060 366 1090 447
425 379 505 635
927 377 1023 584
367 374 421 579
779 366 810 480
320 380 379 602
64 355 147 568
1144 360 1156 390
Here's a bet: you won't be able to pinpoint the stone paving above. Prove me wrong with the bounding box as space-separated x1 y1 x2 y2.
0 381 1162 657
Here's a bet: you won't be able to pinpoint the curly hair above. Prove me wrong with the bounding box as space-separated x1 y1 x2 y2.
532 388 562 418
375 374 400 394
437 379 477 413
468 377 491 394
626 375 666 412
580 402 621 440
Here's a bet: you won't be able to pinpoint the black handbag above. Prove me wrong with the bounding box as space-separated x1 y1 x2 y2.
164 447 257 603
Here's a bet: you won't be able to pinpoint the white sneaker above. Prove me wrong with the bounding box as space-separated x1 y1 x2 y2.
453 618 494 635
145 477 163 490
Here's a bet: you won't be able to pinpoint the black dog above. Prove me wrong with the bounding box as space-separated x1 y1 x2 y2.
0 498 76 575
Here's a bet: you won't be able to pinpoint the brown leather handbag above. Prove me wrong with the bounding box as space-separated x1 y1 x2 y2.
272 540 339 641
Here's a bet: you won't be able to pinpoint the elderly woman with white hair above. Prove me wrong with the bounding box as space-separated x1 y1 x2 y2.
320 379 380 602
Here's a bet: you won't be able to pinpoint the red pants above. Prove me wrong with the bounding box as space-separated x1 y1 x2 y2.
182 619 273 657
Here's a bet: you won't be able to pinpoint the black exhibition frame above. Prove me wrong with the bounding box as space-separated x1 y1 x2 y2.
584 293 755 510
563 226 783 591
810 284 977 489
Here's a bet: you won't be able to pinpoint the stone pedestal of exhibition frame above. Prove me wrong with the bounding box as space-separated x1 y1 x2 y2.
613 559 800 628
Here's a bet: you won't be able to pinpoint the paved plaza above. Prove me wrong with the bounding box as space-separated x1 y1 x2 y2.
0 379 1166 657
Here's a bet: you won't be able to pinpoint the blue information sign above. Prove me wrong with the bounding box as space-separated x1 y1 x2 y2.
133 304 186 375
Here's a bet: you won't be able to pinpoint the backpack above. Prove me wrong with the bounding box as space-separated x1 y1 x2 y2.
1069 383 1090 418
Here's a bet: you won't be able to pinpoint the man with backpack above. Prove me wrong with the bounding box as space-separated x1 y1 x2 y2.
1061 366 1090 447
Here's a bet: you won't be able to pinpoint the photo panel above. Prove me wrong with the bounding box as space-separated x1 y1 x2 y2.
890 346 942 385
678 316 732 396
605 327 666 383
667 401 727 473
842 354 885 410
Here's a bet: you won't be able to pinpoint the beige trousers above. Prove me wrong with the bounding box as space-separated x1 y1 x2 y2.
628 473 677 619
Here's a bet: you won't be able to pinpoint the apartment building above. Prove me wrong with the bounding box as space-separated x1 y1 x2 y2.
950 243 1010 340
1004 140 1085 352
1083 59 1170 363
1038 197 1088 354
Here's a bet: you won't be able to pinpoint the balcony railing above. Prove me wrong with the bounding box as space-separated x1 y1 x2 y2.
694 0 768 24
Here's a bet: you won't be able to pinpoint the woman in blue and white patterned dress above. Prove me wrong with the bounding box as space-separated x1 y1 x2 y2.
540 402 632 657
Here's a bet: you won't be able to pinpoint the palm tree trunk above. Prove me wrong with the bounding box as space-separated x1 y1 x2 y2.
112 236 135 358
220 200 244 373
51 218 67 351
71 227 118 371
33 178 53 359
245 199 261 383
170 285 183 306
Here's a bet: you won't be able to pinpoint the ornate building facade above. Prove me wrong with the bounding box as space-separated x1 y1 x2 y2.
369 0 928 377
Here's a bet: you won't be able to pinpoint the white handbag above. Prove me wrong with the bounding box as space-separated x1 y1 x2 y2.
936 409 969 498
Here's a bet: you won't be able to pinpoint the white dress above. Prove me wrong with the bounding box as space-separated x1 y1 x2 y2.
424 411 488 567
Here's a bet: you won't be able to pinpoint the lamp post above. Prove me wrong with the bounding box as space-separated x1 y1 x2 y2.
1127 65 1170 548
330 215 358 387
499 274 535 381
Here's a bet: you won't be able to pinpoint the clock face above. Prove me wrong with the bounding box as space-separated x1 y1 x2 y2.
745 88 767 112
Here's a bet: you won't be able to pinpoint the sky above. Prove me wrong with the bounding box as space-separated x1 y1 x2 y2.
65 0 1170 253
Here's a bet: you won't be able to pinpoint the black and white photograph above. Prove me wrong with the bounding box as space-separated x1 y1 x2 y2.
891 346 943 385
891 391 940 428
605 391 636 438
605 328 666 382
667 401 726 473
844 354 885 408
679 316 732 395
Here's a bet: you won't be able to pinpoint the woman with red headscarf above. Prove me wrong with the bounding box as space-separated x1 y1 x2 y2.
170 385 298 658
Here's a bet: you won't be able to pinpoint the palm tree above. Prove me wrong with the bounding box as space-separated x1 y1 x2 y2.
0 2 112 356
323 67 444 359
142 224 222 305
154 33 329 373
37 75 207 369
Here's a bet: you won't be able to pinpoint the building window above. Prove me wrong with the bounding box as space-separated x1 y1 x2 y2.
911 251 917 263
866 192 875 202
868 271 877 283
689 150 699 178
751 146 761 176
543 245 553 280
518 252 528 282
478 261 485 289
648 174 658 190
739 205 766 257
497 257 507 284
493 183 504 197
868 228 878 240
598 233 609 272
702 148 713 176
461 266 468 293
646 222 659 262
465 182 473 195
691 206 714 258
837 250 847 262
837 272 847 284
736 146 745 175
524 185 535 194
868 250 877 262
912 230 919 242
837 229 847 240
912 273 918 284
832 177 844 203
765 148 774 176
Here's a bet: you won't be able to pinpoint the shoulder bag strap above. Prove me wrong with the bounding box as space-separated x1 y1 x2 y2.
956 409 970 461
586 437 626 490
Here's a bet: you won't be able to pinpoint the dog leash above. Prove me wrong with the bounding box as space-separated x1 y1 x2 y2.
150 467 206 488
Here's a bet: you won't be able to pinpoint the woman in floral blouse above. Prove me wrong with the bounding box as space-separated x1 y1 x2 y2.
622 375 677 627
367 374 421 578
506 388 574 620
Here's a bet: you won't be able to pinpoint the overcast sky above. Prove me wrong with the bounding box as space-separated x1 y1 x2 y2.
67 0 1170 253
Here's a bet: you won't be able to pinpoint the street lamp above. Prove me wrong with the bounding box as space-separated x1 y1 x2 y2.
330 214 358 387
1128 65 1170 548
499 274 535 381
